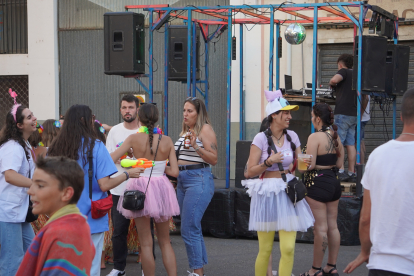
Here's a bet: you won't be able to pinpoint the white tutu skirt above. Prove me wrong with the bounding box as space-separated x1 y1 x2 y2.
117 175 180 223
242 175 314 232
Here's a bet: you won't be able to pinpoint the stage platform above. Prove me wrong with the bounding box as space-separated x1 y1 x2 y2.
199 179 362 245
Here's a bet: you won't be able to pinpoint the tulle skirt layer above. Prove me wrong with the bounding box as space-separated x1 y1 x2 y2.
242 175 314 232
117 175 180 223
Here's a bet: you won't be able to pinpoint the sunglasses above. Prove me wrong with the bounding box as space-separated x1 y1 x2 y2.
186 97 197 101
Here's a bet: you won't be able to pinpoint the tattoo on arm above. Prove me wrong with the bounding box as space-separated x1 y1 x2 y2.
322 235 328 254
210 143 218 151
196 147 204 156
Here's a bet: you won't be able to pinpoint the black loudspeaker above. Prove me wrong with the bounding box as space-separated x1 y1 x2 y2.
385 44 410 95
104 12 145 76
168 26 200 81
352 36 387 92
235 140 252 188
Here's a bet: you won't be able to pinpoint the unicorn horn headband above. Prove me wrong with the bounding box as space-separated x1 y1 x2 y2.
8 88 21 122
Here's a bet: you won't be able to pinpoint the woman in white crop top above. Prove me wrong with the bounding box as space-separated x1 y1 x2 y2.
242 90 314 276
111 104 179 276
174 97 217 276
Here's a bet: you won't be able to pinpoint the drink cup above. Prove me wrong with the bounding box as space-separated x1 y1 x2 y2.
298 154 312 170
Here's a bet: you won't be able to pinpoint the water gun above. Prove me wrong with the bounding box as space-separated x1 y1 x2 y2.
121 158 155 169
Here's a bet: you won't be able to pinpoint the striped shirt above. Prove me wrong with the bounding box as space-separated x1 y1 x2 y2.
174 135 207 164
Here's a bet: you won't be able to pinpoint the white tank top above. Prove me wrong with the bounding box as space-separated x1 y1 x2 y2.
174 135 207 164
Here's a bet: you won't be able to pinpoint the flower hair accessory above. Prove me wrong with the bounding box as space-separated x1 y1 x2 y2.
94 120 105 134
8 88 21 122
54 120 62 128
36 122 44 134
138 126 164 135
264 90 299 116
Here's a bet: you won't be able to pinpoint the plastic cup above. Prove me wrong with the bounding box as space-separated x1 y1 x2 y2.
298 154 312 170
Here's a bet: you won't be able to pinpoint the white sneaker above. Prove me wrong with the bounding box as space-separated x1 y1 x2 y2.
106 269 126 276
187 271 200 276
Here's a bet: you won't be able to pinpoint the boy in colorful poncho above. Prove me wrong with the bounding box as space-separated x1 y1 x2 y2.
16 156 95 276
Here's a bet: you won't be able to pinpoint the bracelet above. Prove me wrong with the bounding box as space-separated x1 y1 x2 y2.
123 171 130 180
264 158 272 167
194 145 200 151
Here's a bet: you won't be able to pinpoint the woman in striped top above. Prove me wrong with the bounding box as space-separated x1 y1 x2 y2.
175 97 217 276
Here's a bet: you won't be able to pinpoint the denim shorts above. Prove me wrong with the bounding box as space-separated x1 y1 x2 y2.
354 120 368 141
334 114 357 146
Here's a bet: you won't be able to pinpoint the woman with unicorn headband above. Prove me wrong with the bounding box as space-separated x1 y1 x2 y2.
242 90 314 276
0 89 38 275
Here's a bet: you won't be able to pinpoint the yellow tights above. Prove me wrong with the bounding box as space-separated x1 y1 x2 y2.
255 230 297 276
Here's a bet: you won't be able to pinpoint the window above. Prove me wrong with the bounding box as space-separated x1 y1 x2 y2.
0 75 29 128
0 0 28 54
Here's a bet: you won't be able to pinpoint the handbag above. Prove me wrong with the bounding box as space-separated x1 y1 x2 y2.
24 146 38 223
269 138 307 206
88 139 113 219
122 134 162 211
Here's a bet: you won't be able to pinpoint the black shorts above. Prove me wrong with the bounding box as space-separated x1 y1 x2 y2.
306 169 341 203
369 269 410 276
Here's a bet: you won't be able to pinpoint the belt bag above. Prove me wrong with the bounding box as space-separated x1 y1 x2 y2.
122 134 162 211
269 138 307 206
88 139 113 219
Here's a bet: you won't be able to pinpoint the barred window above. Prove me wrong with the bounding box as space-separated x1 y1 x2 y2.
0 75 29 129
0 0 28 54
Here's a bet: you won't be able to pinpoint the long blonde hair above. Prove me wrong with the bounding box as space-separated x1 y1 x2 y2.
180 98 212 137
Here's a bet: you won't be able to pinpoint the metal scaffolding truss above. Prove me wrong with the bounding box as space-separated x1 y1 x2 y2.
125 2 398 188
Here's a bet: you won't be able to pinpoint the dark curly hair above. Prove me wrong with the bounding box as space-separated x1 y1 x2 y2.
337 54 353 69
0 105 31 161
264 111 296 161
313 103 341 157
138 103 159 154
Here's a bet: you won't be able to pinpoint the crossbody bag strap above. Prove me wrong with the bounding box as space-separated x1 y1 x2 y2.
144 134 162 195
268 139 287 183
88 139 95 200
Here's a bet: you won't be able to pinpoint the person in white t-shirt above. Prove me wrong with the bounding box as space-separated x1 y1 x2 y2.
105 94 140 276
0 103 38 275
344 88 414 276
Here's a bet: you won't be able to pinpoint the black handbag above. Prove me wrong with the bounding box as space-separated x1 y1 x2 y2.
25 149 38 223
122 134 162 211
269 139 307 206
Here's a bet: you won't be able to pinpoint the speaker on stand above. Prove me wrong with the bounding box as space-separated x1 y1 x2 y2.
352 36 387 92
168 26 200 81
104 12 145 76
385 44 410 96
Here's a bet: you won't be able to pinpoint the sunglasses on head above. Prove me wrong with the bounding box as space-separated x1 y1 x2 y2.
186 97 197 101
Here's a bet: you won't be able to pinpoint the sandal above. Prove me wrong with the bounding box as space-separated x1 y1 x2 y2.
322 263 339 276
300 266 323 276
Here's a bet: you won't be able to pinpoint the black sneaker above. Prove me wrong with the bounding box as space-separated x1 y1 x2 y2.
338 171 349 182
348 173 357 183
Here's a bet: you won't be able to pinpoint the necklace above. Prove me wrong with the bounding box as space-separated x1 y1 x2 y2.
401 133 414 136
272 133 284 146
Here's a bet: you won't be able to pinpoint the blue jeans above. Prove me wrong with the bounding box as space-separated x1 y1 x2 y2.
90 232 104 276
0 221 35 275
177 167 215 270
334 114 357 146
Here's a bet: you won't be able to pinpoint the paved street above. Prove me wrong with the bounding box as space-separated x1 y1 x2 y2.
101 233 369 276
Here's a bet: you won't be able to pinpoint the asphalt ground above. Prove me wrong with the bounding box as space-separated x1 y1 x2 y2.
101 233 369 276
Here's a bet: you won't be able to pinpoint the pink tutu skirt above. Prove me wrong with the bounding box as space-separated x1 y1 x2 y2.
117 175 180 223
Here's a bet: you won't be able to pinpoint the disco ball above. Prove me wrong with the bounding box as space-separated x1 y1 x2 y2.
284 23 306 45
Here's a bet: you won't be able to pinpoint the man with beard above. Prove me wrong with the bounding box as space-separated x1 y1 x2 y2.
105 94 139 276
